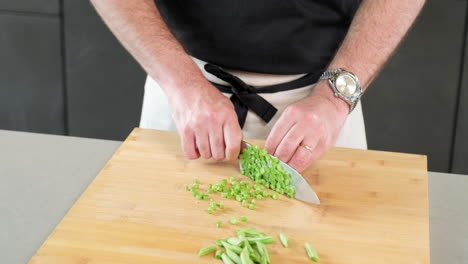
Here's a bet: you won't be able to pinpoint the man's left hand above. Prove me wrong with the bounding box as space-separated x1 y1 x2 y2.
264 82 350 172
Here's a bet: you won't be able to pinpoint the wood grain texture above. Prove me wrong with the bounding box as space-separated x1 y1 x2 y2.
29 128 430 264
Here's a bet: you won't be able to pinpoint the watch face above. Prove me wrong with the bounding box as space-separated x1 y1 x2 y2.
335 73 358 97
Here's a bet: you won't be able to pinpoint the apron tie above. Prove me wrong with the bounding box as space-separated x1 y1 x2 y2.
204 63 277 128
204 63 322 128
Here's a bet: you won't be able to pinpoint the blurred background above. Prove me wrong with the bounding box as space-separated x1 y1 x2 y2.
0 0 467 173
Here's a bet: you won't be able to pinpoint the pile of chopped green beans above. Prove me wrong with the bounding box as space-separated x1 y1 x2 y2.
199 229 320 263
199 228 274 264
187 179 209 200
187 177 279 212
240 145 296 198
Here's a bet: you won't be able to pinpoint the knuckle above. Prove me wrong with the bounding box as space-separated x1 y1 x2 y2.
189 118 202 130
226 144 238 154
304 112 320 123
213 152 225 161
205 111 219 123
182 125 192 136
276 149 291 162
186 152 199 160
286 104 298 115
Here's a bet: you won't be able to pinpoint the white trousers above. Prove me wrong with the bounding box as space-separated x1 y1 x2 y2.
140 58 367 149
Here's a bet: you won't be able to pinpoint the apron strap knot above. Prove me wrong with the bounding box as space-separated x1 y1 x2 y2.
204 63 277 128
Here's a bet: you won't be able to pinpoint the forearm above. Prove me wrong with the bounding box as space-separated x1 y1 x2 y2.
90 0 211 96
311 0 425 113
329 0 425 89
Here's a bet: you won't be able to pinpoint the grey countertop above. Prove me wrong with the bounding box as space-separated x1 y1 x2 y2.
0 130 467 264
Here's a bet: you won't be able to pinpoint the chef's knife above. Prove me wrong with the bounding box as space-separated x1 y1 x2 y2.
240 141 320 205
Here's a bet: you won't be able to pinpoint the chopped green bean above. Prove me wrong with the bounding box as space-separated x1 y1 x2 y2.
230 217 238 225
305 243 320 262
221 241 242 254
249 248 261 263
279 233 289 248
240 247 254 264
217 221 223 228
240 216 248 222
198 245 216 257
226 248 241 264
215 249 225 259
216 239 227 246
248 204 256 210
227 237 242 246
246 236 275 244
210 200 217 208
255 241 270 264
221 253 236 264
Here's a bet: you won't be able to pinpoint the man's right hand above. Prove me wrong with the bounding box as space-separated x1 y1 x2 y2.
168 80 243 161
89 0 242 161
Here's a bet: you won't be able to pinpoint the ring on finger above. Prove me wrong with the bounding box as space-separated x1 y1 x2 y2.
300 143 314 153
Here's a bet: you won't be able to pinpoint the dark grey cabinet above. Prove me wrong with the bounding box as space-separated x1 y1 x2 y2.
0 13 64 135
452 13 468 174
362 0 467 172
63 0 145 140
0 0 60 15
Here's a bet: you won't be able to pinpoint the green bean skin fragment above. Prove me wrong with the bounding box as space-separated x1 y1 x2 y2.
279 233 289 248
240 216 248 222
255 241 270 264
221 253 236 264
230 217 238 225
216 239 227 246
240 247 254 264
246 236 275 244
217 221 223 228
198 245 216 257
305 242 320 262
226 248 242 264
227 237 242 246
249 248 261 263
215 249 225 259
221 241 243 254
237 228 266 238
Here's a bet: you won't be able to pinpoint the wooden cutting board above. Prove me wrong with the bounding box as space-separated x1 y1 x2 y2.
29 128 430 264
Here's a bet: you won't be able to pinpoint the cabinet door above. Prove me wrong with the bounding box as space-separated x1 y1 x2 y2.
362 0 467 172
452 11 468 174
0 0 59 15
0 14 64 135
64 0 145 140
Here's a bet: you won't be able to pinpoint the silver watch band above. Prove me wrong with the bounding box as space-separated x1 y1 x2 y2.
319 69 344 80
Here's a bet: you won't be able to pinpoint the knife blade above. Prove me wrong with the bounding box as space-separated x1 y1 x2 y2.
240 141 320 205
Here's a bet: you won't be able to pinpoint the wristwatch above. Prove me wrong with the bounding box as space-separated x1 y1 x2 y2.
319 69 362 112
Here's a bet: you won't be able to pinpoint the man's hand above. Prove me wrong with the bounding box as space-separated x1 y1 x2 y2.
168 80 243 161
90 0 243 160
265 82 349 172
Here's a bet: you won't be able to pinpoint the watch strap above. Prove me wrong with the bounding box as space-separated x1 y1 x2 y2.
319 68 344 81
